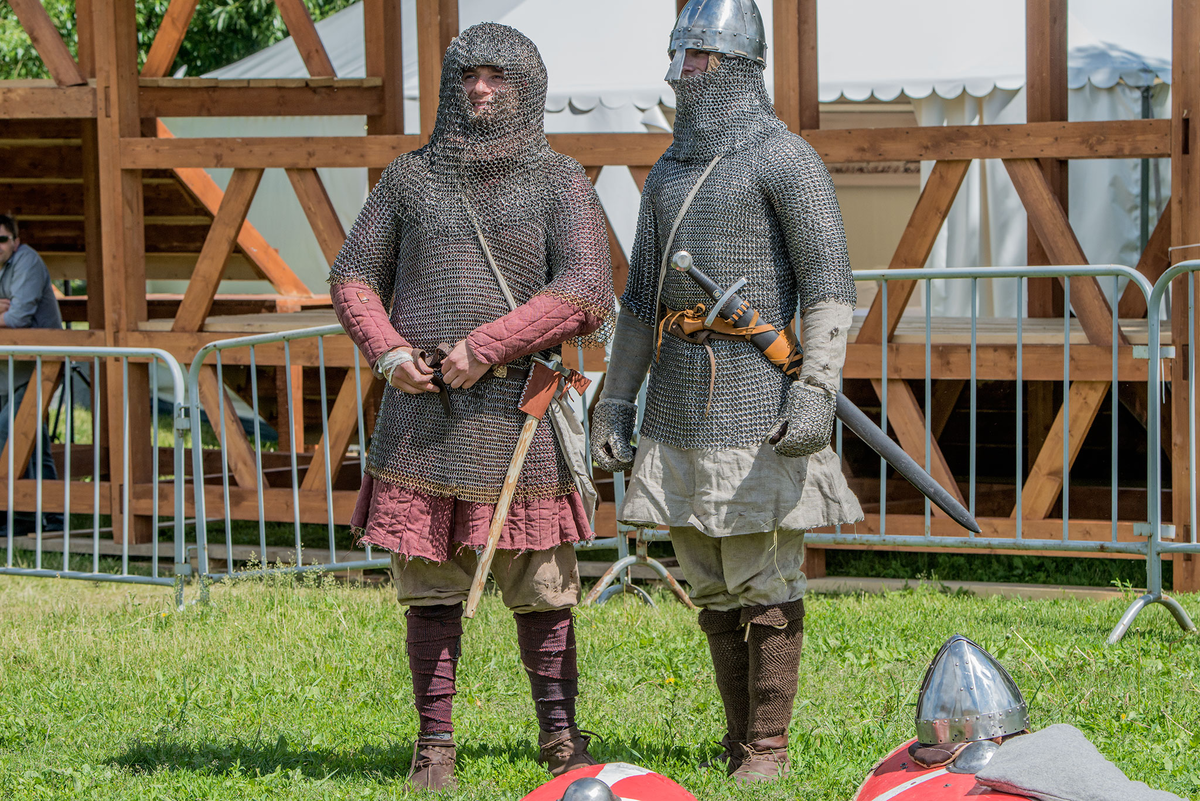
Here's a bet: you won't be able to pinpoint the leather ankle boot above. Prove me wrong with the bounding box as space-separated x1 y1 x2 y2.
537 726 599 776
731 734 790 783
408 736 457 791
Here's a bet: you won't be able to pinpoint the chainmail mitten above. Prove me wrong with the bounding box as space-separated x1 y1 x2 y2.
591 399 637 473
769 380 836 458
591 309 653 473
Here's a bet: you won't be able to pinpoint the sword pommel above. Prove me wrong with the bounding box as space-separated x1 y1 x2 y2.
671 250 693 271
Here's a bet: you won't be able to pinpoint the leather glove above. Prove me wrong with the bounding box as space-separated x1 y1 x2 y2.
591 398 638 473
768 378 837 458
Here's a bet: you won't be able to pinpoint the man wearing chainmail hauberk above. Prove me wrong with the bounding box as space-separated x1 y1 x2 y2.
328 23 614 792
590 0 862 785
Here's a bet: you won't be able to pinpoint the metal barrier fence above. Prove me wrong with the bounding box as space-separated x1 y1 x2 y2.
0 346 189 606
1109 258 1200 642
187 325 390 582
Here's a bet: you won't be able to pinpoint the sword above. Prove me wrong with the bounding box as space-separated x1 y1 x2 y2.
669 250 981 534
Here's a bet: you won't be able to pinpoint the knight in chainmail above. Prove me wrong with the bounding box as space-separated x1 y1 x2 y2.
590 0 862 785
329 23 614 791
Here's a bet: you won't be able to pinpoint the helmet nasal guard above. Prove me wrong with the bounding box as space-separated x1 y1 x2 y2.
666 0 767 80
915 634 1031 745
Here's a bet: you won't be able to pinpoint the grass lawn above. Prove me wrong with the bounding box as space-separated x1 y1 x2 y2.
2 575 1199 801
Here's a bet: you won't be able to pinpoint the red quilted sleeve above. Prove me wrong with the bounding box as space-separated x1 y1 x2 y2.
466 294 601 365
331 280 410 367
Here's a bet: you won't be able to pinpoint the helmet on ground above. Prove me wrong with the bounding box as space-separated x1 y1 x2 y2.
520 763 698 801
915 634 1031 745
665 0 767 79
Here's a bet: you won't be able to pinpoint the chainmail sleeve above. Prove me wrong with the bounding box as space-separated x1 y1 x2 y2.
761 133 857 313
328 160 405 310
537 157 617 347
619 163 665 327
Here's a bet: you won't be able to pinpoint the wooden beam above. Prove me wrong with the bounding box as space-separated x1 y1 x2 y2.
855 160 970 344
797 0 819 132
118 122 1171 171
842 344 1148 382
93 0 152 544
416 0 444 141
8 0 87 87
155 121 310 296
929 379 965 439
364 0 404 188
139 83 383 117
869 379 968 514
0 363 64 480
1118 204 1172 318
285 168 346 266
302 368 374 492
629 166 652 192
1171 0 1200 591
140 0 199 78
772 0 800 132
0 83 95 118
274 0 336 78
1013 380 1109 520
195 366 259 489
172 168 264 332
1004 157 1127 347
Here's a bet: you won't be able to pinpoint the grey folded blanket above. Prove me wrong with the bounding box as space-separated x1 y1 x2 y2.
976 724 1185 801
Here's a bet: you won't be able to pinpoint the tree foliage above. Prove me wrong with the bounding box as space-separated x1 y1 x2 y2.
0 0 358 80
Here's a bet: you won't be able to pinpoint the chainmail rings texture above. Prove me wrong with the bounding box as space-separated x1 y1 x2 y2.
621 56 856 450
329 23 614 505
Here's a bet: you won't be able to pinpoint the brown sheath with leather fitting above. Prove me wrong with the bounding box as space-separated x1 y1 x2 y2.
464 356 590 618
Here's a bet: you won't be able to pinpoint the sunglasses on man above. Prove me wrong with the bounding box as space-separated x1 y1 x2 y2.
0 236 12 243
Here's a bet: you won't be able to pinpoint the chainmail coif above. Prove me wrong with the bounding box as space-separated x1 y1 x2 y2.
620 55 855 450
330 23 614 504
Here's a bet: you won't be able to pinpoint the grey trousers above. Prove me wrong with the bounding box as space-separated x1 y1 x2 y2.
669 525 807 611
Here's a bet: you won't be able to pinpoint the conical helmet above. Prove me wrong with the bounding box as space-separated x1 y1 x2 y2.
914 635 1031 745
560 777 618 801
665 0 767 80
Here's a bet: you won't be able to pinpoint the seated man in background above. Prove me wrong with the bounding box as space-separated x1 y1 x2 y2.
0 214 64 532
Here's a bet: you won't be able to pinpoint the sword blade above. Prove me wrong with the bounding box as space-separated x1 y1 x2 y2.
834 393 982 534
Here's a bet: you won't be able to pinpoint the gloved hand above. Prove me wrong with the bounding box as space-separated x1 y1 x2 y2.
768 378 836 458
591 398 638 473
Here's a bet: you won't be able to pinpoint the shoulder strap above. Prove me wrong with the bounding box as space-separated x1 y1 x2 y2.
462 192 519 313
653 154 723 319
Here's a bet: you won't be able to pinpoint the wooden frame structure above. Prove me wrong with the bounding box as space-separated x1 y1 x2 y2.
0 0 1194 588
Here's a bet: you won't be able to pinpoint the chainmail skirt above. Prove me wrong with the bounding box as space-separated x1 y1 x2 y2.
619 437 862 537
351 473 591 562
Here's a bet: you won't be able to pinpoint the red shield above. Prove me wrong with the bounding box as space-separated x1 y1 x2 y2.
520 763 698 801
853 739 1033 801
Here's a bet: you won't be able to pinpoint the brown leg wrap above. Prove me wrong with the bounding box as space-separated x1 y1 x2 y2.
698 608 750 747
405 603 463 735
743 600 804 743
514 609 578 733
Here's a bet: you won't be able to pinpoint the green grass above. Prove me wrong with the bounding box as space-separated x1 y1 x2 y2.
2 576 1199 800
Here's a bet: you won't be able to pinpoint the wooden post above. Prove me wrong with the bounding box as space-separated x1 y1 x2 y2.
92 0 153 543
1171 0 1200 591
416 0 458 142
364 0 404 189
1025 0 1069 472
772 0 818 134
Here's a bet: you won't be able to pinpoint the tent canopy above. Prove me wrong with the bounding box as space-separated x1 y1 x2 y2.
208 0 1172 109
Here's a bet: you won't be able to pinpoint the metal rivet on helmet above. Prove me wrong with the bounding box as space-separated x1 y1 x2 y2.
665 0 767 80
914 635 1031 745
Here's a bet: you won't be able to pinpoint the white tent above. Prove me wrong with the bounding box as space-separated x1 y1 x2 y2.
163 0 1173 316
